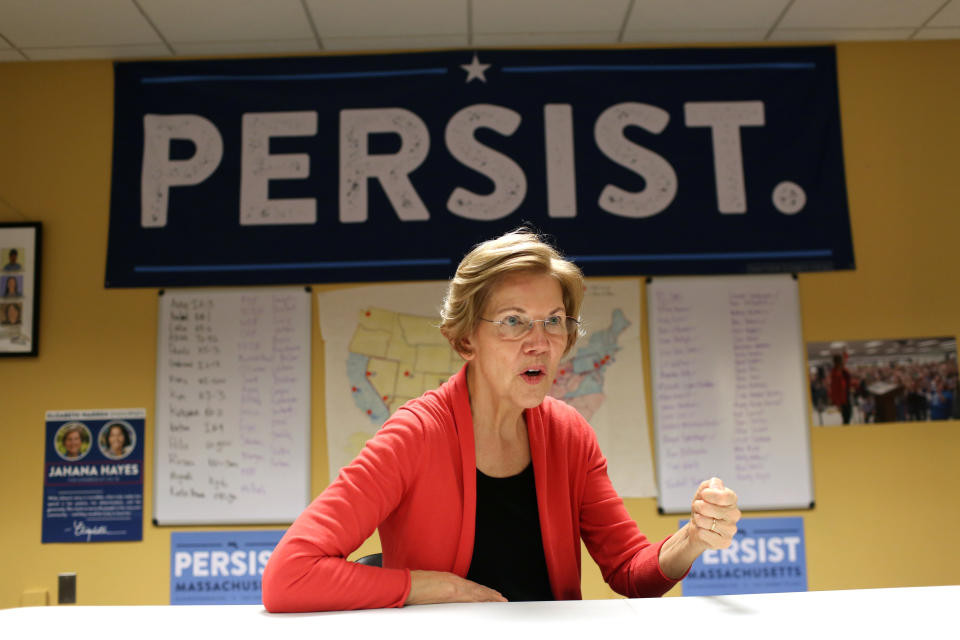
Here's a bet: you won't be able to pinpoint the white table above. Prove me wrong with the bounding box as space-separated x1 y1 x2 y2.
2 585 956 639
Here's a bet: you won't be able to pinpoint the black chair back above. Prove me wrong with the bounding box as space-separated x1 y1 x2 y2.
355 553 383 567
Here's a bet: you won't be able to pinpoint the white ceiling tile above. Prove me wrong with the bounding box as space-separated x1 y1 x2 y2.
1 0 956 62
780 0 946 29
622 29 768 43
23 44 172 61
172 39 320 57
626 0 789 31
914 27 960 39
139 0 314 43
321 34 468 51
0 0 162 48
929 0 960 27
472 31 619 46
306 0 466 38
473 0 629 34
769 28 914 42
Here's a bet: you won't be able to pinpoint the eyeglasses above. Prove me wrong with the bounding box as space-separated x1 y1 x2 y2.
480 314 582 340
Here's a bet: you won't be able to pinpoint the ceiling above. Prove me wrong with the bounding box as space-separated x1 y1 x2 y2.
0 0 958 63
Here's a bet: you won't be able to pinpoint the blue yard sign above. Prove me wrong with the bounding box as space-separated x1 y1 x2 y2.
170 530 285 605
680 516 807 596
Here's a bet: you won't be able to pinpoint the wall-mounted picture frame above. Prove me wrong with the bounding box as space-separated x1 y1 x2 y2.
0 222 41 357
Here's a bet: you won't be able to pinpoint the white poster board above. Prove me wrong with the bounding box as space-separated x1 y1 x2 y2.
648 275 814 513
154 288 311 525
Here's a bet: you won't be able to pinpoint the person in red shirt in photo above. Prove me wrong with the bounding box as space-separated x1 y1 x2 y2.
830 353 853 425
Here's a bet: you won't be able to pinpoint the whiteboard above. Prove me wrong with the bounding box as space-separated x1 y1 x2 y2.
648 275 814 513
154 288 311 525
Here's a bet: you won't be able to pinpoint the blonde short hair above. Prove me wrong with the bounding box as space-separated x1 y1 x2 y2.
440 228 585 357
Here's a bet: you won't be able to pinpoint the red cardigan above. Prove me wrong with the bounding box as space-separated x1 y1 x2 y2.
262 365 679 612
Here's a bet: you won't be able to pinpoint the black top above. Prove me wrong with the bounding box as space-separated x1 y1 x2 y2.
465 463 554 602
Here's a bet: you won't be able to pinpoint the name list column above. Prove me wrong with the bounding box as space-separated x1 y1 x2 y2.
196 297 234 505
653 289 719 492
165 297 232 502
269 293 302 479
238 295 270 501
165 299 200 500
729 291 781 484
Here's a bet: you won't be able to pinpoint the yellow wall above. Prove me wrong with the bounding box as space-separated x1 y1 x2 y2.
1 41 958 609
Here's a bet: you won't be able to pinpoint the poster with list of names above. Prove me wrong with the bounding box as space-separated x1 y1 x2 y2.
648 275 813 513
154 288 311 525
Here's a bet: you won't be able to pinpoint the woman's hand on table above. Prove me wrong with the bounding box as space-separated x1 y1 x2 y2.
406 570 507 605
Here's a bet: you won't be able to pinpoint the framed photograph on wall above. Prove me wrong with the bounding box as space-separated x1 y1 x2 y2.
0 222 41 356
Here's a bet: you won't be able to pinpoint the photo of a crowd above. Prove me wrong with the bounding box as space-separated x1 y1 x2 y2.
806 337 958 426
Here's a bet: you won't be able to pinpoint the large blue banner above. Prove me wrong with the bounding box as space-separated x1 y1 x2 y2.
108 47 852 287
680 516 807 596
42 409 145 543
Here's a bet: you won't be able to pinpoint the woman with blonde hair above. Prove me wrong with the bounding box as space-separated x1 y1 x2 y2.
263 228 739 612
61 423 88 460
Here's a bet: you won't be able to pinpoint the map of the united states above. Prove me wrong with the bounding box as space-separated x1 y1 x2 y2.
346 307 629 426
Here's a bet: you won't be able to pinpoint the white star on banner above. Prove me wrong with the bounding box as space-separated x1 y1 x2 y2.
460 53 491 83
